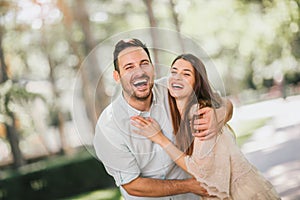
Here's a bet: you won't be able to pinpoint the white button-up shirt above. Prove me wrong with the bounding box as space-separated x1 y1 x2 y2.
93 77 199 200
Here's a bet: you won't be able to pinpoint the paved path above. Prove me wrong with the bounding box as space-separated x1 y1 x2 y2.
230 95 300 200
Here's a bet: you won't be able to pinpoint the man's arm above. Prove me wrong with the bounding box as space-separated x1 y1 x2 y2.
122 177 208 197
192 98 233 139
222 98 233 123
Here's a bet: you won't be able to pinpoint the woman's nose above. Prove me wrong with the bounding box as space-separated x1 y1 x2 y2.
174 73 182 79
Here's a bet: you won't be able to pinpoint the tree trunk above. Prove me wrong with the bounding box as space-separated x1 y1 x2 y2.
56 1 98 128
0 27 8 83
143 0 161 77
72 1 109 125
39 23 67 154
47 49 67 154
5 115 26 168
1 26 25 168
169 0 185 52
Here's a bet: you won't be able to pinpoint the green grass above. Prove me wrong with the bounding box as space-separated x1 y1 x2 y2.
233 117 271 146
62 188 122 200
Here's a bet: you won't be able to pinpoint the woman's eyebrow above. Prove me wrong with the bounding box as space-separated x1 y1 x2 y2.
183 68 193 72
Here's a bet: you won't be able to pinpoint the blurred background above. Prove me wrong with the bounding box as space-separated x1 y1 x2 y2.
0 0 300 199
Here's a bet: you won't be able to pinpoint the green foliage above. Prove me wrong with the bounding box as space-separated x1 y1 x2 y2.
285 71 300 85
0 148 115 200
0 80 44 122
234 117 271 146
63 188 122 200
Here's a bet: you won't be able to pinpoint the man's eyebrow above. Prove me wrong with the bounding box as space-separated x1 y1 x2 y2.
140 59 150 63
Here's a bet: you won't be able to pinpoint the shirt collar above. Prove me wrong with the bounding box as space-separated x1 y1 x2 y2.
120 88 157 118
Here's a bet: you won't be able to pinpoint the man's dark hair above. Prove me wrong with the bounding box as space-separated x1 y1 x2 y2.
113 38 152 72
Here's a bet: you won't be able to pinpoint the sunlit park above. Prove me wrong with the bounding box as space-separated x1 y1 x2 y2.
0 0 300 199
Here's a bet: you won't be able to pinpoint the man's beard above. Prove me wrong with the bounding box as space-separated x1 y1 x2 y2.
120 74 154 101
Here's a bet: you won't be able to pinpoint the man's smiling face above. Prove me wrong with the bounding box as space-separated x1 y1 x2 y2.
114 46 154 101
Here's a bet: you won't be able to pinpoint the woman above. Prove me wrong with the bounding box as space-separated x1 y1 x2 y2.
130 54 280 199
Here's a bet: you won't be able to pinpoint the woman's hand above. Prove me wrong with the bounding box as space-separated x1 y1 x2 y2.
130 116 164 144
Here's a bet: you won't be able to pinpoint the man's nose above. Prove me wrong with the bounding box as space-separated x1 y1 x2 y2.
133 65 146 74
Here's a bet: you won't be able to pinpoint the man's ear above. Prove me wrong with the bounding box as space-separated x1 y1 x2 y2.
113 70 120 83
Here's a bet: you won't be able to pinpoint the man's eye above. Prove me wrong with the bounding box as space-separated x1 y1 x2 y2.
125 66 133 70
171 71 177 75
184 73 191 76
141 62 150 67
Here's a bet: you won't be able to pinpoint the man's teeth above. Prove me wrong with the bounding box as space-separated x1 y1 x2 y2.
133 79 147 87
172 83 183 89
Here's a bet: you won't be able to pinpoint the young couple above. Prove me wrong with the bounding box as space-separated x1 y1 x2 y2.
93 38 280 199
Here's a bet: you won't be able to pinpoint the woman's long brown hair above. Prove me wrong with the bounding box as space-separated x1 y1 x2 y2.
168 54 222 155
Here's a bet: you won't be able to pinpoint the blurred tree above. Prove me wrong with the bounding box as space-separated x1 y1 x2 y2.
180 0 300 98
169 0 185 51
2 84 26 168
40 29 67 155
143 0 161 76
72 0 109 125
0 29 8 83
0 81 44 168
0 0 25 168
56 1 97 129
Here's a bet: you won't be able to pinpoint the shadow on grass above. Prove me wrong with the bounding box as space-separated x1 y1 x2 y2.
62 188 122 200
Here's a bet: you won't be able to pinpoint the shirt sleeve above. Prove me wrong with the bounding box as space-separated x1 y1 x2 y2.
93 109 140 186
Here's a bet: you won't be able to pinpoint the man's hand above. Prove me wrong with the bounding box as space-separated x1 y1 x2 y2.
192 98 233 140
191 107 220 140
186 178 211 197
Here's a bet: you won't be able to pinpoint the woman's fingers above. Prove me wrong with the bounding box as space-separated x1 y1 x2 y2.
130 119 144 129
130 116 149 126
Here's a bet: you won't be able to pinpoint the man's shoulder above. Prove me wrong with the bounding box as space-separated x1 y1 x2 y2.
153 77 168 95
94 102 124 142
154 76 168 86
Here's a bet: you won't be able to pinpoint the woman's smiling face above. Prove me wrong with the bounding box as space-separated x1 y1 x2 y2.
168 58 195 100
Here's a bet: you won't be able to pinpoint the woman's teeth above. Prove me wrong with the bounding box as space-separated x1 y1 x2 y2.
172 83 183 89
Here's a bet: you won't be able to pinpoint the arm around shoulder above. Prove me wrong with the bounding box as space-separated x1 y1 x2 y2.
223 98 233 123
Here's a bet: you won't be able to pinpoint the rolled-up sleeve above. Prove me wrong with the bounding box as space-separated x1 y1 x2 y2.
93 109 140 186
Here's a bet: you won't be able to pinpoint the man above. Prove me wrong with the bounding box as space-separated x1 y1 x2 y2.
93 38 233 199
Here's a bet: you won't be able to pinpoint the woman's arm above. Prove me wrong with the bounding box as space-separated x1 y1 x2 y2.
130 116 189 172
